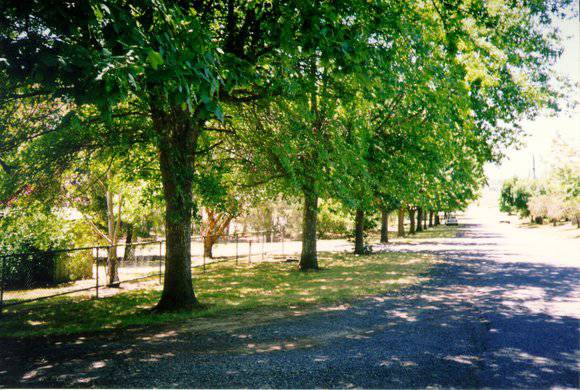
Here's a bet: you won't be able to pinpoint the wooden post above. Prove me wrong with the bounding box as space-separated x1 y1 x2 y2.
0 255 5 315
235 234 239 265
95 247 99 299
159 241 163 283
281 227 285 258
261 232 265 261
203 236 206 272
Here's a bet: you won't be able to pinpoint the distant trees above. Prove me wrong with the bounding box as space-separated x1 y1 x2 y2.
527 195 550 224
528 192 580 228
501 163 579 228
501 130 579 228
500 178 537 217
567 199 580 228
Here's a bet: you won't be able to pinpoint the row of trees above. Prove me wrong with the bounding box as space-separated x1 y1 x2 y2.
0 0 573 310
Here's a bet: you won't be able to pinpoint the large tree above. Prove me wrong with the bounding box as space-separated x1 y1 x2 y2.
0 0 305 309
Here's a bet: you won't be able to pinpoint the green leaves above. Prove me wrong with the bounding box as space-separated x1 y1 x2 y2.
146 49 164 70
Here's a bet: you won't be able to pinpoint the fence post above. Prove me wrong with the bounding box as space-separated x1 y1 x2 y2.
249 239 252 264
159 241 163 284
281 227 285 259
203 241 206 273
0 255 5 315
235 233 239 265
95 247 99 299
261 232 265 261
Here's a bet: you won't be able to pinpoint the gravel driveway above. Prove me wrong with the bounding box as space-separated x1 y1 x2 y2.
1 216 578 388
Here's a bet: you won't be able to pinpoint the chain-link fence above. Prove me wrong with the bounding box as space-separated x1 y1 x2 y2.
0 230 293 312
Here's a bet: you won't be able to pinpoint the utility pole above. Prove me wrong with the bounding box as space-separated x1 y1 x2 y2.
532 154 536 179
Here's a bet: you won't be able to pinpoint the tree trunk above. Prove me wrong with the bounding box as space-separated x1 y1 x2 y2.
354 208 365 254
300 188 318 271
106 245 120 286
423 213 427 230
105 180 120 287
201 207 235 259
416 208 423 232
409 208 416 234
203 234 215 258
429 211 434 227
300 56 322 271
264 207 273 242
380 208 389 243
153 102 199 311
225 223 230 242
435 212 440 226
397 208 405 237
123 223 135 263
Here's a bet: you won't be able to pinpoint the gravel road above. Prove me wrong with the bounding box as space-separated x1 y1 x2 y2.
1 214 578 388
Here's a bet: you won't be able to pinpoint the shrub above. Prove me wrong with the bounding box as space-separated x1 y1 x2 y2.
546 195 566 225
528 194 549 222
317 199 351 238
2 244 57 289
499 178 517 214
0 205 76 288
500 177 547 218
564 198 580 228
53 250 94 284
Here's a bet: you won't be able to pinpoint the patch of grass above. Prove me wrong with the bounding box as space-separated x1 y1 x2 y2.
398 224 458 241
0 251 434 338
367 224 458 243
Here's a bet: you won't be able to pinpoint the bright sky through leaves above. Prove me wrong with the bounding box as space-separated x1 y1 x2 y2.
485 13 580 186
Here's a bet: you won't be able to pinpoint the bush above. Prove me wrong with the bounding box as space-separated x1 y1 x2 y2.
2 244 57 289
2 248 93 289
565 198 580 228
500 177 545 218
546 195 566 225
0 205 77 289
0 207 72 253
54 250 94 284
317 200 351 238
499 178 517 214
528 194 549 222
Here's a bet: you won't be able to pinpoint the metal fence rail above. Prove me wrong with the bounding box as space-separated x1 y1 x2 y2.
0 230 288 313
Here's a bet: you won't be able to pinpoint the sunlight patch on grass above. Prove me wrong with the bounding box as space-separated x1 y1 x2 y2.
0 251 435 338
397 225 458 241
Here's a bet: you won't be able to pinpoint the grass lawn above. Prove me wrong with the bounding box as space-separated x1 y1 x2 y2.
368 224 458 243
0 250 435 338
398 224 458 241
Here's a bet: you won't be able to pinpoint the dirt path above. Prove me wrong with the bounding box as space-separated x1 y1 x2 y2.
1 215 578 388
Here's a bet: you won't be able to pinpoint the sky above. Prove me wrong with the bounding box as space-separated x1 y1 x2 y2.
484 10 580 189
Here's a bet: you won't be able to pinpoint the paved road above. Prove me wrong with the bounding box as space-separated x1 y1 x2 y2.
1 218 578 388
